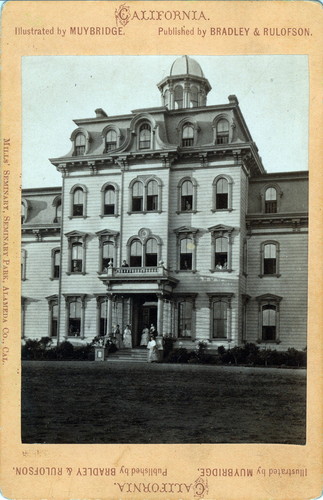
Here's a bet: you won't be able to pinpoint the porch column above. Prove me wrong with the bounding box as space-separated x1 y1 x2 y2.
157 294 164 336
106 294 113 336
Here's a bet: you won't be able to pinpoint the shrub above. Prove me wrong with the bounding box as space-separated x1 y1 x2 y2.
56 341 74 360
163 335 175 359
167 348 189 363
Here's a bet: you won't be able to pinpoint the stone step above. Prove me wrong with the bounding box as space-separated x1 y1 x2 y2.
107 348 148 362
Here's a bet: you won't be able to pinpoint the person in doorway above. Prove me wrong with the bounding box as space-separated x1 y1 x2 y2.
140 325 149 347
114 324 122 349
149 324 156 338
123 324 132 348
122 260 129 268
147 334 158 363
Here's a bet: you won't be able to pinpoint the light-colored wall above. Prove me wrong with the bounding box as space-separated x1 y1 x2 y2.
246 231 308 350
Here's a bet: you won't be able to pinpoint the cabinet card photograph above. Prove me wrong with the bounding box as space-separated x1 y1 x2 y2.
1 2 322 499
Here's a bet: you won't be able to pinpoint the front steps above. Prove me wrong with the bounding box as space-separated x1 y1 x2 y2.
107 348 148 363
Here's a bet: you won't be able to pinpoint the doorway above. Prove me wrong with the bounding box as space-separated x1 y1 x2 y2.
132 296 157 346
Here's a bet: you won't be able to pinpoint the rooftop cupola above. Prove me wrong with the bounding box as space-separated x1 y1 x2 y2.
157 55 212 110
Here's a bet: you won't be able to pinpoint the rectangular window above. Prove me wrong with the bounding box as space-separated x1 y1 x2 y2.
68 299 81 337
180 239 192 270
53 251 60 278
262 306 276 341
51 303 58 338
99 301 107 337
178 301 192 338
212 301 227 338
265 200 277 213
264 244 276 274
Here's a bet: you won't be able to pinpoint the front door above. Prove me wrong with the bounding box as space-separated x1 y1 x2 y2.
141 305 157 334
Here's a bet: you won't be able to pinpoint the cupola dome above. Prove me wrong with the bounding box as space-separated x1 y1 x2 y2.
170 55 205 78
157 55 211 110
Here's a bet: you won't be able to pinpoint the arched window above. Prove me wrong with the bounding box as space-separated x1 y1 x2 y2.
181 180 193 211
182 123 194 147
190 86 198 108
71 242 83 273
216 119 229 144
68 298 82 337
265 187 277 213
180 238 192 270
215 237 228 269
145 238 158 266
106 129 117 151
139 123 151 150
147 180 158 211
130 240 142 267
75 133 86 155
132 181 144 212
174 85 183 109
102 242 114 270
73 188 84 216
263 243 277 275
212 300 228 338
215 178 228 209
262 305 277 341
104 186 116 215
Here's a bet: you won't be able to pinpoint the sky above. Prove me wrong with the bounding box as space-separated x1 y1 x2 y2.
22 55 308 188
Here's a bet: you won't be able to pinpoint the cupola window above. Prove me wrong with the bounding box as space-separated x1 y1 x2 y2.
190 86 198 108
174 85 184 109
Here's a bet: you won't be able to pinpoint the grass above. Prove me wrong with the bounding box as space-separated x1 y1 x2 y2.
21 361 306 444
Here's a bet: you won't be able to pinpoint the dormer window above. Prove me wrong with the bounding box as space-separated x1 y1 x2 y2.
106 130 117 151
182 124 194 147
216 119 229 144
75 133 86 155
139 123 151 150
265 187 277 213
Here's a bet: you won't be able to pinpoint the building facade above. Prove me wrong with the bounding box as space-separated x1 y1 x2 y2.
21 56 308 351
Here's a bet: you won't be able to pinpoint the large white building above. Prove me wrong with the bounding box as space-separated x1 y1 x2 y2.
21 56 308 351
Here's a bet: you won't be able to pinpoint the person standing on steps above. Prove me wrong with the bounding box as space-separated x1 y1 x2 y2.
147 334 158 363
123 324 132 348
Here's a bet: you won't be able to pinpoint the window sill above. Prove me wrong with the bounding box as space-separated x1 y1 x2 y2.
66 272 86 276
210 269 232 273
257 340 281 345
258 273 281 278
211 208 233 213
100 214 119 218
176 210 197 214
49 277 59 281
68 215 87 219
127 210 162 215
175 269 197 274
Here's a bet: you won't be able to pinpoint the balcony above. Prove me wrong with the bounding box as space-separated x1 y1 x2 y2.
98 265 178 291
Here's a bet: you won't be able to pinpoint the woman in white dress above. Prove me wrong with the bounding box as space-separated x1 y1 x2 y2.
147 335 158 362
140 326 149 347
123 325 132 348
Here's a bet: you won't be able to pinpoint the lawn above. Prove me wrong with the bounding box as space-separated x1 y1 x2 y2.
21 361 306 444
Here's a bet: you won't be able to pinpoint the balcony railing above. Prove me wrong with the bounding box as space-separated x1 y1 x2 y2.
99 265 167 279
